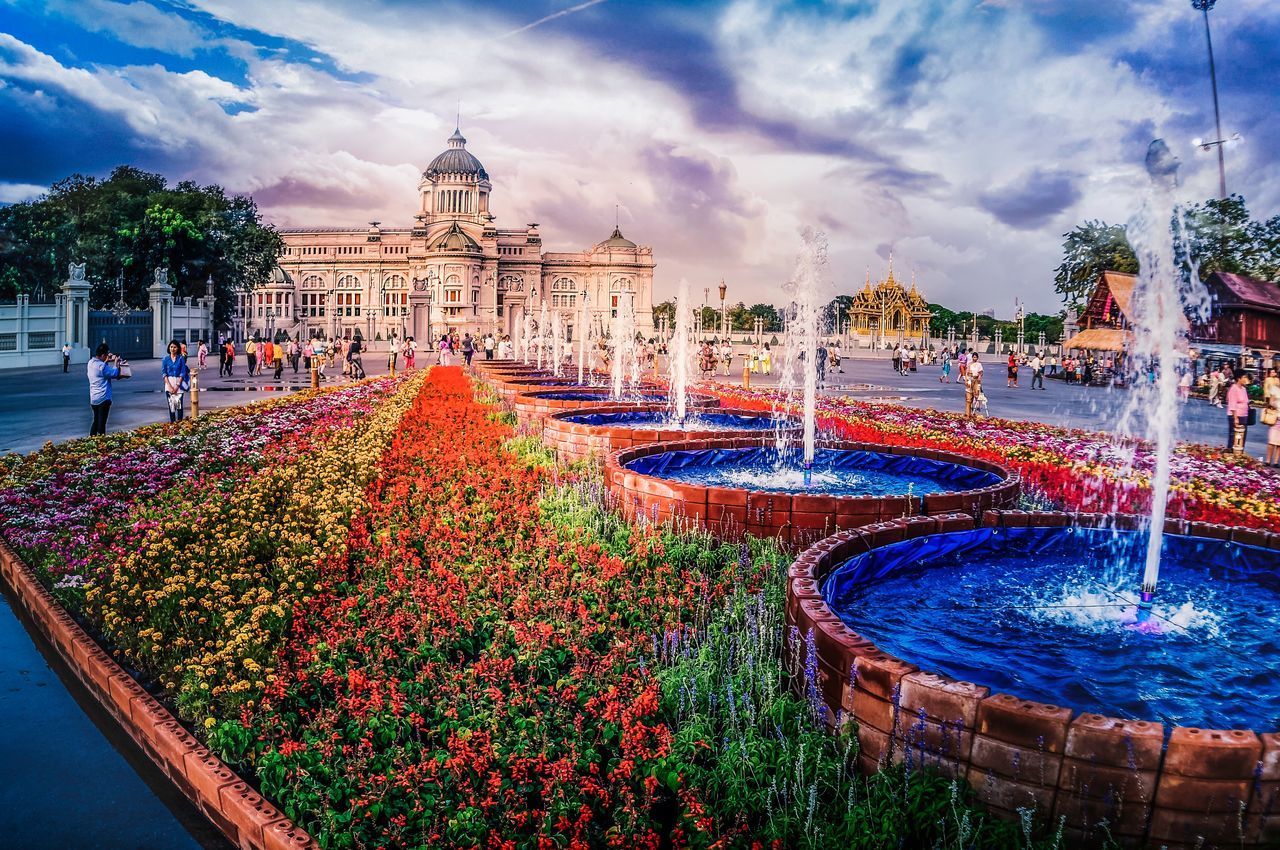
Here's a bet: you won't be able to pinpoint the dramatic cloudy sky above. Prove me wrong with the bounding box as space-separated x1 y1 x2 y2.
1 0 1277 313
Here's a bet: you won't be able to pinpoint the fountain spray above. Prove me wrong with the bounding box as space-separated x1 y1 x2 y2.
669 279 694 422
790 230 828 468
1121 140 1211 625
578 290 589 385
538 302 550 371
611 291 638 400
552 310 565 377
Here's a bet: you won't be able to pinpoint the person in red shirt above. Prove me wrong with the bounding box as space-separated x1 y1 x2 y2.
1225 372 1252 453
1006 352 1018 388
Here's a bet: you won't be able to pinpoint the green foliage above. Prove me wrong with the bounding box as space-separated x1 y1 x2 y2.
1052 220 1138 314
0 166 283 323
928 304 1064 346
1055 196 1280 314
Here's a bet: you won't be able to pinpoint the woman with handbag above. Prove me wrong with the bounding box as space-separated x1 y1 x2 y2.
1263 368 1280 467
161 340 191 423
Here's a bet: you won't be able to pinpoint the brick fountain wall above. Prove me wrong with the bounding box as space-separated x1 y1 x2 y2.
786 510 1280 849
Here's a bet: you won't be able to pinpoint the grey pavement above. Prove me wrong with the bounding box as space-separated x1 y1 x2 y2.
693 355 1273 458
0 352 1271 459
0 354 396 455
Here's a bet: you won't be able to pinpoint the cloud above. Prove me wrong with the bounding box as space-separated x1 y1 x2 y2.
978 169 1083 231
0 181 47 203
45 0 209 57
0 0 1276 317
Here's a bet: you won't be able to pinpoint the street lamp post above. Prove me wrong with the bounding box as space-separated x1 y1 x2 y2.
1015 303 1026 354
718 279 727 342
1192 0 1228 200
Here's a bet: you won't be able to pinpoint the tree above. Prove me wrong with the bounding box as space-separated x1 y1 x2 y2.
746 303 782 332
1052 220 1137 313
652 300 675 330
0 166 283 325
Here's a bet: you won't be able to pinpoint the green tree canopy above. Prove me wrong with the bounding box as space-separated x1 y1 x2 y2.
1054 196 1280 315
1052 220 1138 314
0 166 283 324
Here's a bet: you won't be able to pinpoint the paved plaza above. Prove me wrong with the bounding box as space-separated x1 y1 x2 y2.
0 356 395 455
1 353 1269 459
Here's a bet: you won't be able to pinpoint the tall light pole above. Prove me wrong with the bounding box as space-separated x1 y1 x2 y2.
1193 0 1228 199
718 279 727 341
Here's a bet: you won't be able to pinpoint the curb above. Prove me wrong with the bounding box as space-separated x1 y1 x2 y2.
0 537 318 850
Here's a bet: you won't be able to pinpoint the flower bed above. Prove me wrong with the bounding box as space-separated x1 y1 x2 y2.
0 368 1103 849
709 386 1280 531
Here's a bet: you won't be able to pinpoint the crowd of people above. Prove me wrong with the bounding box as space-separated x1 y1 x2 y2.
71 329 1280 465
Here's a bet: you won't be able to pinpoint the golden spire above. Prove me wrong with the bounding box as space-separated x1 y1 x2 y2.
886 251 895 284
863 267 873 295
910 270 918 296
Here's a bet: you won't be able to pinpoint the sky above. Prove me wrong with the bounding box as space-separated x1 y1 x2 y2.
1 0 1277 315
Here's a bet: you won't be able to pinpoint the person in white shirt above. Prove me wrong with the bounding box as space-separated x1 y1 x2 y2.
964 353 985 419
1029 354 1044 390
720 341 733 375
62 342 71 373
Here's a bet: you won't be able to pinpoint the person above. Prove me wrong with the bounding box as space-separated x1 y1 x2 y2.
1007 352 1018 388
761 342 772 375
161 339 191 423
246 337 258 376
273 339 285 380
498 334 512 360
288 338 300 373
908 345 917 373
87 342 123 436
62 342 71 373
1082 357 1094 386
462 332 475 367
197 339 208 371
891 344 901 375
964 352 984 420
720 340 733 376
484 332 496 361
1048 354 1058 377
1265 368 1280 467
224 340 237 376
348 336 365 379
830 340 843 374
1029 352 1044 390
1226 372 1251 454
1178 368 1192 403
438 334 452 366
816 343 828 390
939 350 951 383
1208 366 1224 407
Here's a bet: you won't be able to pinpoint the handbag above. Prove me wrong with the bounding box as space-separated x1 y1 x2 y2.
117 362 133 379
1247 408 1258 427
1262 407 1278 426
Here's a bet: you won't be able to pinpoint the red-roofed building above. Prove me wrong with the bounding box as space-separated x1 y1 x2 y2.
1193 272 1280 354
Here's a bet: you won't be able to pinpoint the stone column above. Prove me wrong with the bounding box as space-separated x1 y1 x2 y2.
61 262 91 363
149 268 175 358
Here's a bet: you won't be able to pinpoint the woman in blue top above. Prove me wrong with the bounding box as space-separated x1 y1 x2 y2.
87 342 122 436
161 340 191 423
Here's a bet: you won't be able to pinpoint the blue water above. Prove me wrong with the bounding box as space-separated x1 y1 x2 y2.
560 411 782 431
0 590 218 848
823 527 1280 730
534 390 670 402
625 447 1001 496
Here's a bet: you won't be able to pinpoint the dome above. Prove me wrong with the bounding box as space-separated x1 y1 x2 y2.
424 128 488 180
596 225 636 250
268 266 292 286
429 221 481 253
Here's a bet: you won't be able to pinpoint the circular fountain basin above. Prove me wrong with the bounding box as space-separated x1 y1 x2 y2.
788 511 1280 847
544 406 801 463
605 437 1016 543
513 388 718 428
491 376 580 403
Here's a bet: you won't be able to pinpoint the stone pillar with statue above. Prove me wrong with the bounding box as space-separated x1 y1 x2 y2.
149 268 175 358
61 262 91 366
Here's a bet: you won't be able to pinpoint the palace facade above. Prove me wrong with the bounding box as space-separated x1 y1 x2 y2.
844 260 932 347
234 129 656 344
